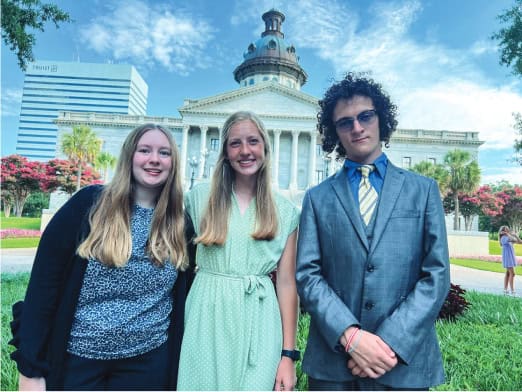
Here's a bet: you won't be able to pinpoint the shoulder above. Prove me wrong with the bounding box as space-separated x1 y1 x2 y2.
273 191 299 212
63 185 104 212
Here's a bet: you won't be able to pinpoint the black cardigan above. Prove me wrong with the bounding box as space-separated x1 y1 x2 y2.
10 185 195 390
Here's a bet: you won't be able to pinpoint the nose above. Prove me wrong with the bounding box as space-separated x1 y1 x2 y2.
352 118 365 132
149 151 160 163
239 142 251 155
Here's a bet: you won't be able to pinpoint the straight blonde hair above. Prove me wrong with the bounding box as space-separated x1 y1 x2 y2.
196 111 278 246
77 124 188 269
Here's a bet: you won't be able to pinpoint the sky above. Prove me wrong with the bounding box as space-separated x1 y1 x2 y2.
2 0 521 185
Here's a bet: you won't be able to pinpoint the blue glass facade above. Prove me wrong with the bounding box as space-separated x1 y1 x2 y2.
16 61 148 160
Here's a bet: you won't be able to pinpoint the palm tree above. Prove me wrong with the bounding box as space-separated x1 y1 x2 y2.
443 149 481 230
411 161 450 196
61 125 102 191
94 151 117 183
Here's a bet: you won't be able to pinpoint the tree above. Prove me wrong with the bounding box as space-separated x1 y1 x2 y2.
491 0 522 77
94 151 117 183
410 161 449 195
494 185 522 233
47 158 102 195
1 0 71 70
444 150 481 230
61 125 102 192
513 112 522 165
0 154 49 216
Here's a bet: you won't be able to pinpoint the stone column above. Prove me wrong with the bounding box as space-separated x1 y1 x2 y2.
289 130 300 190
198 126 208 178
308 131 317 187
180 125 190 183
272 129 281 188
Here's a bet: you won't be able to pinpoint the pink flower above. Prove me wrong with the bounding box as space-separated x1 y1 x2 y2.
0 229 41 239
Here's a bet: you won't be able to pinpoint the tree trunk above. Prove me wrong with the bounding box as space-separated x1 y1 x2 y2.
3 203 12 218
464 215 473 231
76 164 83 191
453 193 460 230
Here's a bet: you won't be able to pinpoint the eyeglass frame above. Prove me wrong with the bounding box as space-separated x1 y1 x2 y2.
334 109 378 133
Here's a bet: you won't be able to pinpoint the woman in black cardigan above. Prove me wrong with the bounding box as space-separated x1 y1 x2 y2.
10 124 195 390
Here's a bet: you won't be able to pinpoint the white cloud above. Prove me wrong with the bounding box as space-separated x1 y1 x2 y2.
245 0 522 151
79 0 215 75
1 88 22 117
481 166 522 186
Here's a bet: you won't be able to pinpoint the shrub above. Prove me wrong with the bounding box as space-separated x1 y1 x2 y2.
438 283 470 321
22 192 50 217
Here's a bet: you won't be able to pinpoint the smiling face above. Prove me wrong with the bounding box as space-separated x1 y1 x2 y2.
225 119 266 181
132 129 172 196
333 95 382 164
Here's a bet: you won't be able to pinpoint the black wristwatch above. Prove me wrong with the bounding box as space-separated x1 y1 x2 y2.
281 349 301 362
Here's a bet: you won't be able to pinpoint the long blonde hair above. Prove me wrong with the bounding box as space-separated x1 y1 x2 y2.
196 111 278 246
78 123 188 269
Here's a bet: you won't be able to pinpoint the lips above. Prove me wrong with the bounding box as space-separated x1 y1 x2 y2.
144 168 161 175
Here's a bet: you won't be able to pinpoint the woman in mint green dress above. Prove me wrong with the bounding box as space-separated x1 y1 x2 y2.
177 111 300 391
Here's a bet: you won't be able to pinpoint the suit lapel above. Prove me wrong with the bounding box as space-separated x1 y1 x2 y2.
330 170 369 251
369 163 405 255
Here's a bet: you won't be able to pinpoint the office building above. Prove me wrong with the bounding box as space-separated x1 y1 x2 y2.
16 60 148 160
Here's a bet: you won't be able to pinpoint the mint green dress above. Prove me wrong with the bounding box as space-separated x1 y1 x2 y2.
177 183 299 391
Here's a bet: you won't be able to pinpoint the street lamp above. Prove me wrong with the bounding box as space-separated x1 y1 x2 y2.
189 156 199 189
323 154 331 178
201 148 209 178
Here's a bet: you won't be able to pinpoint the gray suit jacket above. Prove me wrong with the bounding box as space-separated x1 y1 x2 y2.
296 162 450 388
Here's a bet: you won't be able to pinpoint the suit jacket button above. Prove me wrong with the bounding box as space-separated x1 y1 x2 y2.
365 302 374 310
367 264 374 272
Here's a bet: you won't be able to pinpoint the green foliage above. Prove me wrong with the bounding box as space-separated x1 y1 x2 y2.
61 125 102 191
513 112 522 166
491 0 522 77
1 273 29 391
0 0 71 70
21 191 49 217
451 258 522 274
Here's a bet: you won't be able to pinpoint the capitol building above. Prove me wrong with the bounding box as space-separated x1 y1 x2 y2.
52 9 483 206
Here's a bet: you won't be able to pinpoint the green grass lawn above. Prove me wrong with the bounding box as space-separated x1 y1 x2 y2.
451 258 522 274
0 216 41 230
0 237 40 248
2 273 521 391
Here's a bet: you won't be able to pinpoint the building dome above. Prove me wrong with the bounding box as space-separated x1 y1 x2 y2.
233 9 307 90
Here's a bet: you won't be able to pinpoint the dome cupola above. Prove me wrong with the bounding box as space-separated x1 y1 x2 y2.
233 9 307 90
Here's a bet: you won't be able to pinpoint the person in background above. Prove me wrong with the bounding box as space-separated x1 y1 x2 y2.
10 123 195 390
177 111 300 391
499 225 521 296
296 73 450 390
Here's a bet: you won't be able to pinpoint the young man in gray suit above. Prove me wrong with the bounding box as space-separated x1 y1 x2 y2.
296 73 450 390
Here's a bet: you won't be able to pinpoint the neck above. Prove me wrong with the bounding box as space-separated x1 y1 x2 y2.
233 176 257 200
133 188 159 209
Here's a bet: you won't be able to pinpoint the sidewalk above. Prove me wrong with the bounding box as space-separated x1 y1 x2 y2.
1 248 519 297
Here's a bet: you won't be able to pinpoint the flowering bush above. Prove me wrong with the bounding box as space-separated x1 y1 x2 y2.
0 229 41 239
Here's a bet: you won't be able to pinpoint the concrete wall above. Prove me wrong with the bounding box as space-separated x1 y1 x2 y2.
447 230 489 257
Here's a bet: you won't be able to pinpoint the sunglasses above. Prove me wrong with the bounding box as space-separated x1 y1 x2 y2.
334 109 377 133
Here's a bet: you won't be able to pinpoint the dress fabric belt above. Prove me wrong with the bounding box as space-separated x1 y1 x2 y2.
197 268 271 366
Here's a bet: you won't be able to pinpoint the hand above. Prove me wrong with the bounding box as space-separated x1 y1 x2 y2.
19 374 46 391
274 357 296 391
347 331 398 379
347 358 368 377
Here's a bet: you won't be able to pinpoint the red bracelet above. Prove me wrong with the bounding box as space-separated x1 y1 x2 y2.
344 327 360 353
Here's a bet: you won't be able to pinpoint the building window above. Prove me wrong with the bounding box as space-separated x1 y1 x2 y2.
402 157 412 168
249 78 254 85
428 157 436 165
316 170 324 183
316 144 323 156
210 138 219 151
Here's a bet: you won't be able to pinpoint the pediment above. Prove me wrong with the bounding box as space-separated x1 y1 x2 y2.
179 82 319 118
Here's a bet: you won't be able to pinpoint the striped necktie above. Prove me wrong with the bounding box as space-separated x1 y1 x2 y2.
358 165 378 225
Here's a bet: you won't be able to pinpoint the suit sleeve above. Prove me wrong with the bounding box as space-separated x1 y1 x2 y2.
10 186 100 378
296 190 359 352
376 179 450 364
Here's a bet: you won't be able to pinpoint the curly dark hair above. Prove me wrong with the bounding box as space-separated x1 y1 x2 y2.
318 72 398 160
